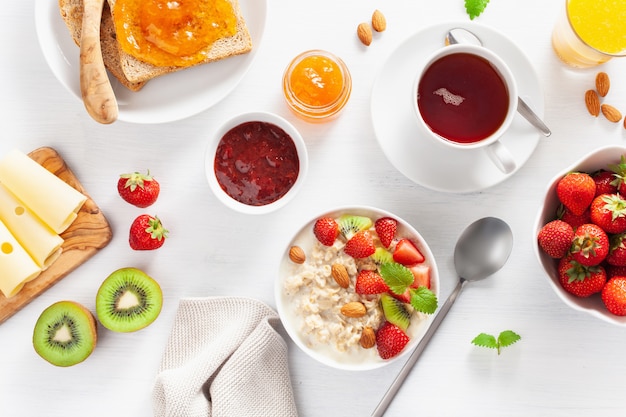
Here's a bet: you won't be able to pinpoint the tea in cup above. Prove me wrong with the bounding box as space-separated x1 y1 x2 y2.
414 44 517 174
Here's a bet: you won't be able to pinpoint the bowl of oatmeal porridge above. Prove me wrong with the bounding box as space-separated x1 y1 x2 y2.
275 206 440 370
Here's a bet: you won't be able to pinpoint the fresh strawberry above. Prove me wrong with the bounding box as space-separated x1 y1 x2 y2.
392 238 424 266
601 276 626 316
376 321 410 360
558 255 606 297
571 223 609 266
344 230 376 258
408 264 431 289
592 170 618 196
375 217 397 248
117 171 160 208
313 217 339 246
556 172 596 216
355 270 389 294
607 233 626 266
537 219 574 259
590 193 626 234
129 214 168 250
558 206 591 230
607 264 626 279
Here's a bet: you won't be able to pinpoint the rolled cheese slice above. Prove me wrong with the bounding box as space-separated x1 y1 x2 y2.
0 149 87 234
0 218 41 298
0 183 63 269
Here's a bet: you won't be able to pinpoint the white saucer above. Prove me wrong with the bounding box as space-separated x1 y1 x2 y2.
371 22 544 193
35 0 266 124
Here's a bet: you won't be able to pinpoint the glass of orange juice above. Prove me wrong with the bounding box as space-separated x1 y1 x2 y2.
552 0 626 68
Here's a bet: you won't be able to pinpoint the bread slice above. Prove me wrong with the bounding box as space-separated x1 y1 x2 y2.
107 0 253 84
58 0 146 92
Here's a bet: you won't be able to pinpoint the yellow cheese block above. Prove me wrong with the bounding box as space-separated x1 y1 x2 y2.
0 183 63 270
0 149 87 233
0 218 41 298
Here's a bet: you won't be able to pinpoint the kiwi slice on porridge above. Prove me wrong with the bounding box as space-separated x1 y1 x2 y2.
371 247 394 265
32 301 97 367
380 294 411 331
95 267 163 332
338 214 372 240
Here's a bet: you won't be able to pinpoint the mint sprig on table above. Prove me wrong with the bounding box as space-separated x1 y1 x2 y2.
379 263 438 314
472 330 521 355
465 0 491 20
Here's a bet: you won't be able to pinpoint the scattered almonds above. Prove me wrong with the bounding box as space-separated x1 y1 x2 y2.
371 10 386 32
359 326 376 349
585 90 600 117
601 104 622 123
331 263 350 288
288 246 306 264
357 22 373 46
341 301 367 318
596 72 610 97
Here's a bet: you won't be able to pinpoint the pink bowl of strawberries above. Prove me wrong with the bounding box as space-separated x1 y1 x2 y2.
534 145 626 325
275 206 439 370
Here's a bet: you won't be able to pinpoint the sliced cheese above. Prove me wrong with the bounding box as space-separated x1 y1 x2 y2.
0 149 87 233
0 183 63 270
0 218 41 298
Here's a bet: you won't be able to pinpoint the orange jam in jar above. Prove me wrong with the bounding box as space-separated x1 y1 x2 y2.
282 50 352 122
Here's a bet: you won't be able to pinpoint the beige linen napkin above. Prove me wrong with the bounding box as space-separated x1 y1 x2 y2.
153 297 299 417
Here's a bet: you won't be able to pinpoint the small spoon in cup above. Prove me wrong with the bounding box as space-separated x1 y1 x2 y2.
446 28 551 137
371 217 514 417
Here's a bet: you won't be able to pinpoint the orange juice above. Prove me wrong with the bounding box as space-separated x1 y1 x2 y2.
552 0 626 68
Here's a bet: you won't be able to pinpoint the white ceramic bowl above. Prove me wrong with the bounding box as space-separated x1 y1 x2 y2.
205 112 308 214
534 145 626 326
275 206 440 370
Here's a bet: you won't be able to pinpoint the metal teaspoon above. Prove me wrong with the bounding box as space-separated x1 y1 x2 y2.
446 27 551 137
371 217 514 417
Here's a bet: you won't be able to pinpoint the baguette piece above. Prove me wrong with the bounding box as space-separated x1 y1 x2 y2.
108 0 253 84
58 0 146 92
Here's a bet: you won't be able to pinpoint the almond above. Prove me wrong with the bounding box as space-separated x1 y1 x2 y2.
357 22 372 46
601 104 622 123
331 263 350 288
371 10 387 32
341 301 366 318
288 246 306 264
359 326 376 349
596 72 610 97
585 89 600 117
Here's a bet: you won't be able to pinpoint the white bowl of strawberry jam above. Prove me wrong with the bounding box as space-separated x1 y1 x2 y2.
205 112 308 214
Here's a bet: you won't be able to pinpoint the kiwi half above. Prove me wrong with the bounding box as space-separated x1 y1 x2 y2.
380 293 411 331
95 267 163 332
338 214 372 240
32 301 97 367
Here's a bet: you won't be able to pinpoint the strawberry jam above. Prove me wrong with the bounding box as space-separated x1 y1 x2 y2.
214 121 300 206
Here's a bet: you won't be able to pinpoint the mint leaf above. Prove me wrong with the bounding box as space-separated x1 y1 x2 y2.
409 287 438 314
379 263 413 295
472 330 521 354
465 0 490 20
472 333 497 349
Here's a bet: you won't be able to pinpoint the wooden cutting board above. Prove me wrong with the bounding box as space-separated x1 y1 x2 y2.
0 147 112 324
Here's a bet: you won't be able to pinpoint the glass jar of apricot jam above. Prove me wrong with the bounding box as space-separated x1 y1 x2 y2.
282 50 352 122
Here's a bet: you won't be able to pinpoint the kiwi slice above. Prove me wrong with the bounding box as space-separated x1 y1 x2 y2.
32 301 97 367
338 214 372 240
371 247 394 265
95 267 163 332
380 294 411 331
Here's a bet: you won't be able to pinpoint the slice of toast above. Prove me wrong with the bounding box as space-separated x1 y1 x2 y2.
58 0 146 92
107 0 253 84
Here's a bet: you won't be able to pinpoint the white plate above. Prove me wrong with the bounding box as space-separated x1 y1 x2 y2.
371 22 544 193
34 0 267 124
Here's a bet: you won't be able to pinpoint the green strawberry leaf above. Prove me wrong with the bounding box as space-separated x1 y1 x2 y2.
409 287 438 314
379 263 414 295
472 330 521 354
465 0 490 20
